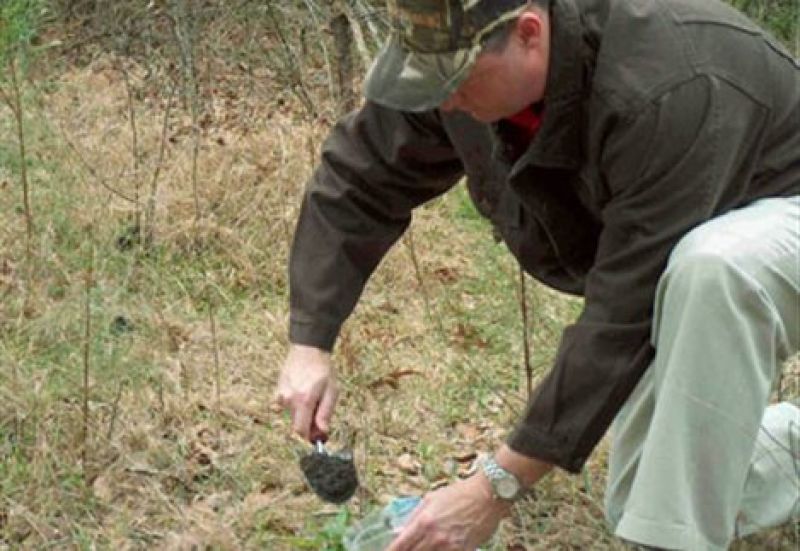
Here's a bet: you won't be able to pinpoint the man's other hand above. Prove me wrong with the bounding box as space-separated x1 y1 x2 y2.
385 474 510 551
275 344 338 442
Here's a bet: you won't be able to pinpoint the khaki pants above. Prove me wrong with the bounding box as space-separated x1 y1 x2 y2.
605 197 800 550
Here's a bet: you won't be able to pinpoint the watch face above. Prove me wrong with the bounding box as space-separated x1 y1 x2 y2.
496 476 520 500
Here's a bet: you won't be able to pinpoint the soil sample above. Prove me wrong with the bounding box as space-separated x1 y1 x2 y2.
300 441 359 504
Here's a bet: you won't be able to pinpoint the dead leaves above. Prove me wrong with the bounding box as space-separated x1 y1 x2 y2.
162 491 238 551
92 473 116 503
432 265 459 284
451 321 489 350
396 453 421 475
366 369 423 391
374 422 492 497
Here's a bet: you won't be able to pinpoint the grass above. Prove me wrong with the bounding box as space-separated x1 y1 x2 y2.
0 1 797 549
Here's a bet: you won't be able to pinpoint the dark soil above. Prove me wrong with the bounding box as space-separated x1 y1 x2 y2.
299 449 359 504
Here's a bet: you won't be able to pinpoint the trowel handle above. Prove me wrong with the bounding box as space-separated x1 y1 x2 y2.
309 415 329 444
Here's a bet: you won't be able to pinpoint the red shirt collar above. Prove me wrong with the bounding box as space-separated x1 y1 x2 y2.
504 104 544 143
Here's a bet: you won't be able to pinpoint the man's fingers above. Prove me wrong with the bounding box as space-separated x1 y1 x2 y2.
386 520 425 551
314 384 338 434
291 396 315 441
275 345 335 442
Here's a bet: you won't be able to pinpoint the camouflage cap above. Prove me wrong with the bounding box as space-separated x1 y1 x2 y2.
365 0 531 112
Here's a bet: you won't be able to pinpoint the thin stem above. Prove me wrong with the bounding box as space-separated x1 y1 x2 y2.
519 265 533 399
10 356 19 442
353 0 385 44
404 228 446 341
9 58 33 255
276 126 293 249
191 98 201 223
208 298 222 448
145 84 177 241
121 66 141 229
302 0 336 108
330 9 356 114
173 0 202 221
59 132 138 203
341 2 373 73
264 3 316 119
82 236 94 477
106 380 126 443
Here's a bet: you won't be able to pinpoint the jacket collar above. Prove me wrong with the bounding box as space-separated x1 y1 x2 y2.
519 0 587 172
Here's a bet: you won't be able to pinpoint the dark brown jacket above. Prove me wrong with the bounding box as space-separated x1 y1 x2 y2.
288 0 800 472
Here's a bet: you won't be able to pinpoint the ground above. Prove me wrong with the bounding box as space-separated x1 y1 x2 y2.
0 12 797 549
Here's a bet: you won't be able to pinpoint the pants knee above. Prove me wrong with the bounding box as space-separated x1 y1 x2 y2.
657 247 752 315
653 234 790 364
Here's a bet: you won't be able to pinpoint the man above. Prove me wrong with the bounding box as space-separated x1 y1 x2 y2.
276 0 800 549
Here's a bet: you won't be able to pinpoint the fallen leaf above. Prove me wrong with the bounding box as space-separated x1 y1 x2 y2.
92 474 114 502
397 453 420 475
367 369 423 391
430 477 450 490
452 450 477 463
455 422 482 441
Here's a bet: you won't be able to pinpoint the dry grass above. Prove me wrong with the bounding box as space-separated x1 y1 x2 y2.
0 12 797 551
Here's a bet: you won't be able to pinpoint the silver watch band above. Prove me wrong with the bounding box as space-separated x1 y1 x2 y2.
480 454 524 501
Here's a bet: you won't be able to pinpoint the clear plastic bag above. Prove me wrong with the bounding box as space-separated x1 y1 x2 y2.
342 496 421 551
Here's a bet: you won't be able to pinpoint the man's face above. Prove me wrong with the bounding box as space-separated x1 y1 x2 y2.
440 10 550 123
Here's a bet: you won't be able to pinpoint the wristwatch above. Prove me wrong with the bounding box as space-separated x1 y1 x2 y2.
478 455 525 502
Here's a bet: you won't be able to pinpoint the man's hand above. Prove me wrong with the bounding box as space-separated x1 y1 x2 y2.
385 474 511 551
275 344 338 442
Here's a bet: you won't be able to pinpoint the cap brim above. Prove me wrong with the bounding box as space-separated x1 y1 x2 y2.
364 35 479 112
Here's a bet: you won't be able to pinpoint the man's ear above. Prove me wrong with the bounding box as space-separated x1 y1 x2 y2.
515 11 544 48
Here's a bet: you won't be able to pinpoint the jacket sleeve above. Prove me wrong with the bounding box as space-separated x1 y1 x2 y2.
289 102 464 351
507 75 772 472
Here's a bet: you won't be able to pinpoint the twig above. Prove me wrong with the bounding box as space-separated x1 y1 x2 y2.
341 1 374 72
462 355 522 416
208 297 222 449
82 233 95 478
404 227 447 341
402 231 523 417
180 358 189 400
158 372 165 415
106 380 126 443
0 79 12 107
361 413 369 517
10 357 20 442
275 126 293 248
57 130 139 203
519 265 534 399
190 77 201 224
144 83 177 241
353 0 386 43
302 0 336 105
24 80 136 203
264 3 317 119
171 0 202 221
121 64 142 229
8 58 34 256
330 5 356 114
402 230 521 414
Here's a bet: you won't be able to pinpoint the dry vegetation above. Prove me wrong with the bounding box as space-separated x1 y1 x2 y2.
0 1 797 549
